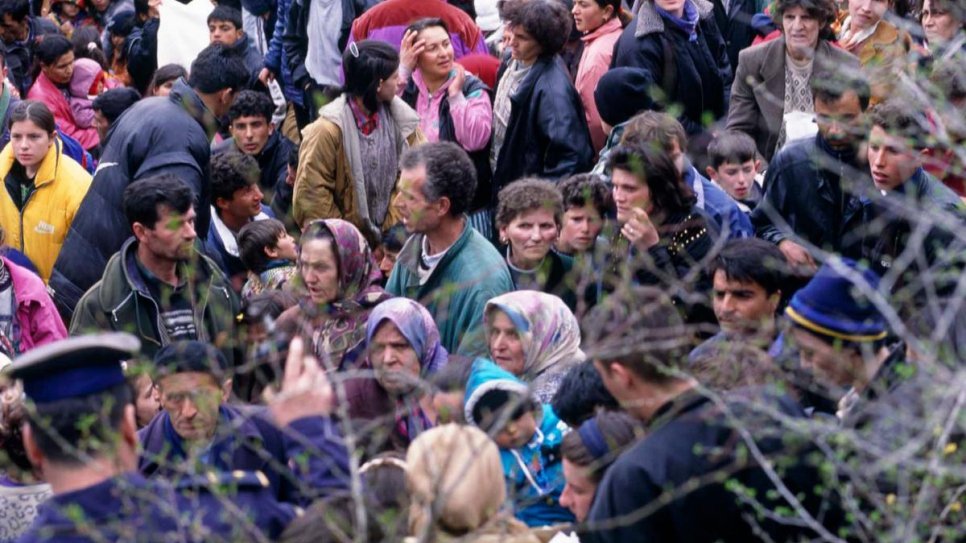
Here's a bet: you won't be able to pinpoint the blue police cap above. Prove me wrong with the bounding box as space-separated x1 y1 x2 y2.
7 333 141 403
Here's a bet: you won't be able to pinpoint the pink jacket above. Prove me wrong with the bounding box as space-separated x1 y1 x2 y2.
4 256 67 353
27 72 100 151
575 18 624 153
398 66 492 151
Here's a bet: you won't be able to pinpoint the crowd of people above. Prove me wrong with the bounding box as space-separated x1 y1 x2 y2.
0 0 964 540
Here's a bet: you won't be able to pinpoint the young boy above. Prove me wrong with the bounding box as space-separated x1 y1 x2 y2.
207 5 262 87
237 218 297 299
706 131 763 214
463 359 573 527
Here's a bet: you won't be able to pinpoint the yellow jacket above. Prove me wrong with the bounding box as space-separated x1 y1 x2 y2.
0 138 92 283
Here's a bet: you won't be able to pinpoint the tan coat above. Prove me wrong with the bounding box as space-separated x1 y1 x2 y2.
836 16 912 104
726 38 860 162
292 95 425 241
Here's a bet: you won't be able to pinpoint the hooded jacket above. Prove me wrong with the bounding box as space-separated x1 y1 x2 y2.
292 95 424 240
28 70 100 150
48 79 219 319
0 137 92 283
2 256 68 353
69 237 239 363
463 359 573 528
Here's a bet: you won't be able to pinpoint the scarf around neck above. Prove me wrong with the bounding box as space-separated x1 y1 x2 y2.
655 0 699 42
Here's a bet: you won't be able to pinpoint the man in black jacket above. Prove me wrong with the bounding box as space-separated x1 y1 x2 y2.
48 44 249 321
0 0 59 96
583 285 843 543
752 74 872 271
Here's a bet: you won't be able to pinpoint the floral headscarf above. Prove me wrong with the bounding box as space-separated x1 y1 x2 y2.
299 219 390 370
366 298 448 375
484 291 585 380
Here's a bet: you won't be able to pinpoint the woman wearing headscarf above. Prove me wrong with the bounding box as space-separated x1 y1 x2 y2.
484 291 584 402
405 424 540 543
277 219 391 371
341 298 449 455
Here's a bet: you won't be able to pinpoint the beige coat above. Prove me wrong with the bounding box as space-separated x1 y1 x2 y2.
293 95 425 241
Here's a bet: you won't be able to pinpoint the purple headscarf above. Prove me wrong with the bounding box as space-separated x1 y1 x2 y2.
366 298 448 375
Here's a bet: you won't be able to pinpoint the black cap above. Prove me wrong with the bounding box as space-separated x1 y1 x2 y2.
153 340 229 379
594 67 657 127
8 333 140 403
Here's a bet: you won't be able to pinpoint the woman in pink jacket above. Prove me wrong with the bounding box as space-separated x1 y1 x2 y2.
0 227 68 357
572 0 627 154
27 35 100 151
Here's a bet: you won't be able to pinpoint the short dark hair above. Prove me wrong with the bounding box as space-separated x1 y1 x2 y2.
495 177 563 229
187 44 249 94
689 342 785 391
399 142 477 217
211 152 261 203
9 100 56 133
559 173 613 217
343 40 399 113
238 218 287 273
207 4 242 29
869 99 930 150
559 411 639 482
26 382 132 466
228 90 275 123
498 0 572 56
773 0 837 40
811 70 872 111
707 131 758 169
381 223 409 253
92 88 141 124
123 175 194 230
35 34 73 66
71 26 108 69
550 361 620 428
709 238 789 296
471 388 539 433
583 286 693 384
406 17 449 37
149 63 187 95
621 110 689 153
608 142 695 216
0 0 30 23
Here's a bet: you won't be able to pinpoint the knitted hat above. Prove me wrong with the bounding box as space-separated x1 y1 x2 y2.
594 67 657 127
785 259 888 343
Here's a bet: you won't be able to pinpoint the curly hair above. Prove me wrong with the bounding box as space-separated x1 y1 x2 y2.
210 152 261 203
228 90 275 123
773 0 838 40
495 177 564 229
608 142 695 217
498 0 572 56
559 173 614 217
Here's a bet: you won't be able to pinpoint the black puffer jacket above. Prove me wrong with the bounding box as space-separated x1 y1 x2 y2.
492 55 593 199
48 79 219 320
611 0 731 138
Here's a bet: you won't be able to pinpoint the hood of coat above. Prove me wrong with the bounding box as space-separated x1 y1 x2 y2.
463 358 541 427
635 0 713 38
168 77 221 140
70 58 104 98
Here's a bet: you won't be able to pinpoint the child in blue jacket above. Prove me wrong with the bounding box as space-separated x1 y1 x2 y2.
463 358 574 527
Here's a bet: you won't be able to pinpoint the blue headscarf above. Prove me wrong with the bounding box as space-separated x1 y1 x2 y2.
366 298 449 375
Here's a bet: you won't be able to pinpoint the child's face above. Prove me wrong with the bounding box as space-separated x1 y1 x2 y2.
208 20 243 46
271 232 298 262
493 411 538 449
709 159 757 201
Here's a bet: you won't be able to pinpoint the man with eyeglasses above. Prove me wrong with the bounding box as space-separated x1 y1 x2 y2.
138 340 339 505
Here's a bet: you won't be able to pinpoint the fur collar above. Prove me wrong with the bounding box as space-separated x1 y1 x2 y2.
635 0 714 38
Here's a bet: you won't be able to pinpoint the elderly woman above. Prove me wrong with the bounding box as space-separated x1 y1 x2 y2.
919 0 965 58
496 178 577 310
726 0 860 161
490 0 593 194
484 290 584 402
342 298 448 455
405 424 540 543
277 219 391 371
835 0 912 103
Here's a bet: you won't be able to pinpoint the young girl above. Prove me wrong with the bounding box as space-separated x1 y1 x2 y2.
0 101 93 283
67 58 113 136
